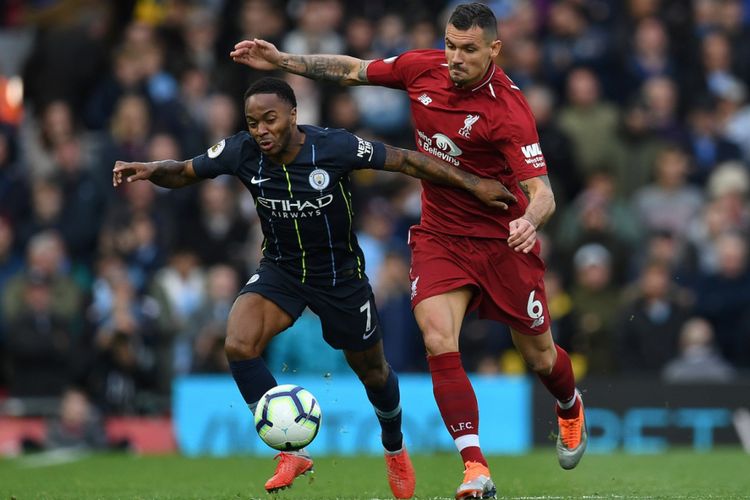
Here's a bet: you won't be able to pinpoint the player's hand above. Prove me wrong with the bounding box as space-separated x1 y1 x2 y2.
472 179 517 210
112 161 155 187
230 38 282 70
508 216 537 253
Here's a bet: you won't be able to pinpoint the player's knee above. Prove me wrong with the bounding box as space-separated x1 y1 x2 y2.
224 334 263 361
523 351 555 375
421 328 457 356
351 360 389 388
356 369 384 389
418 316 457 355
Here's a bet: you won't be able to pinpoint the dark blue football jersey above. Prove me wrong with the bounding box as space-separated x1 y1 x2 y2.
192 125 387 286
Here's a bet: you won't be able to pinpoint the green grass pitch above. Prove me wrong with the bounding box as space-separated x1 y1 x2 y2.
1 449 748 499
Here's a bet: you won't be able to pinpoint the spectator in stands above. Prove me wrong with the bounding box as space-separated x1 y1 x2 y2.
684 97 743 185
2 230 82 326
555 170 640 285
692 231 750 367
100 94 152 171
662 317 737 383
87 330 156 415
622 17 676 98
610 99 666 197
204 93 241 148
190 265 239 374
506 37 544 90
51 136 106 266
541 2 611 90
616 259 693 374
44 387 110 451
641 76 688 145
631 145 704 239
283 0 343 56
5 271 73 397
557 68 620 181
568 243 621 375
84 46 147 131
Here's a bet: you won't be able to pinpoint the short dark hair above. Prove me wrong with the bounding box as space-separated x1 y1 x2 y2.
448 2 498 39
244 77 297 108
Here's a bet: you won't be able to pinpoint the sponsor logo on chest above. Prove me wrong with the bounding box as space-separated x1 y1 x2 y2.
416 130 462 166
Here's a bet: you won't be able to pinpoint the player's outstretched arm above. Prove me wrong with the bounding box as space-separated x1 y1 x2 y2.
230 39 371 86
383 145 516 210
508 175 556 253
112 160 201 189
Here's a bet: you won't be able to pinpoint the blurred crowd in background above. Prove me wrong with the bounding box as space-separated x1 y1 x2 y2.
0 0 749 417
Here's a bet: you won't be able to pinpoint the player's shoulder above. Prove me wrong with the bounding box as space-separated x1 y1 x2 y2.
222 130 256 151
385 49 445 70
485 68 535 124
301 125 354 158
203 130 256 159
301 124 349 144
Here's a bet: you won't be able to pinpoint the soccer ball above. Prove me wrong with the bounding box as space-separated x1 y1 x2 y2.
254 384 322 451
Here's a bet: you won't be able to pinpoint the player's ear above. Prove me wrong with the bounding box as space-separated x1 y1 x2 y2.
289 106 297 125
490 40 502 59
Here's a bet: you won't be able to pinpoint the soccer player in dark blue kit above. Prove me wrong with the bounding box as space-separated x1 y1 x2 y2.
112 77 515 499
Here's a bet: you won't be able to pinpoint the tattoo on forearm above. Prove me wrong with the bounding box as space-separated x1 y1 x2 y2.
280 55 353 82
519 175 555 228
357 60 369 82
385 146 479 188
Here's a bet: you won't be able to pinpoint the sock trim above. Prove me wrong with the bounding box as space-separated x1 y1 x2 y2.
375 404 402 420
557 390 578 410
248 402 259 415
454 434 480 451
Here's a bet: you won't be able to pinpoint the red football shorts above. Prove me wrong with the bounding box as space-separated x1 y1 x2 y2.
407 225 549 336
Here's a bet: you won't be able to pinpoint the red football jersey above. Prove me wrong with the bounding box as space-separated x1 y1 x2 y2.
367 49 548 239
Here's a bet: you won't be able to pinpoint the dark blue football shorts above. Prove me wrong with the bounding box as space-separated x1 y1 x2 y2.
238 260 382 352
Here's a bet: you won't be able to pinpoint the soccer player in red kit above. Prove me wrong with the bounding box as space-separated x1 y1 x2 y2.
232 3 586 498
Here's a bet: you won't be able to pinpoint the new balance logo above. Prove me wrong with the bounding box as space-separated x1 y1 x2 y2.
418 93 432 106
251 176 270 185
521 143 542 158
530 315 545 329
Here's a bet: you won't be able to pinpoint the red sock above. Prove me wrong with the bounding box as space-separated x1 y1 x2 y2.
428 352 487 467
536 344 580 419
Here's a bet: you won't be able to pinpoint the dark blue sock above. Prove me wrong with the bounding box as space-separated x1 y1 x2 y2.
365 366 403 452
229 358 277 411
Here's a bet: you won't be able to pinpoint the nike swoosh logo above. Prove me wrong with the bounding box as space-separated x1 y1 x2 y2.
251 176 270 185
362 325 378 340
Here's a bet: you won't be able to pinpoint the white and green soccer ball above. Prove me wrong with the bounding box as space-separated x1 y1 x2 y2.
254 384 322 451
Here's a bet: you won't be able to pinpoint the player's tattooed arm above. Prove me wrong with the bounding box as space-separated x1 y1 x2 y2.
383 146 516 210
112 160 201 189
231 38 371 85
517 175 556 229
279 55 371 85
